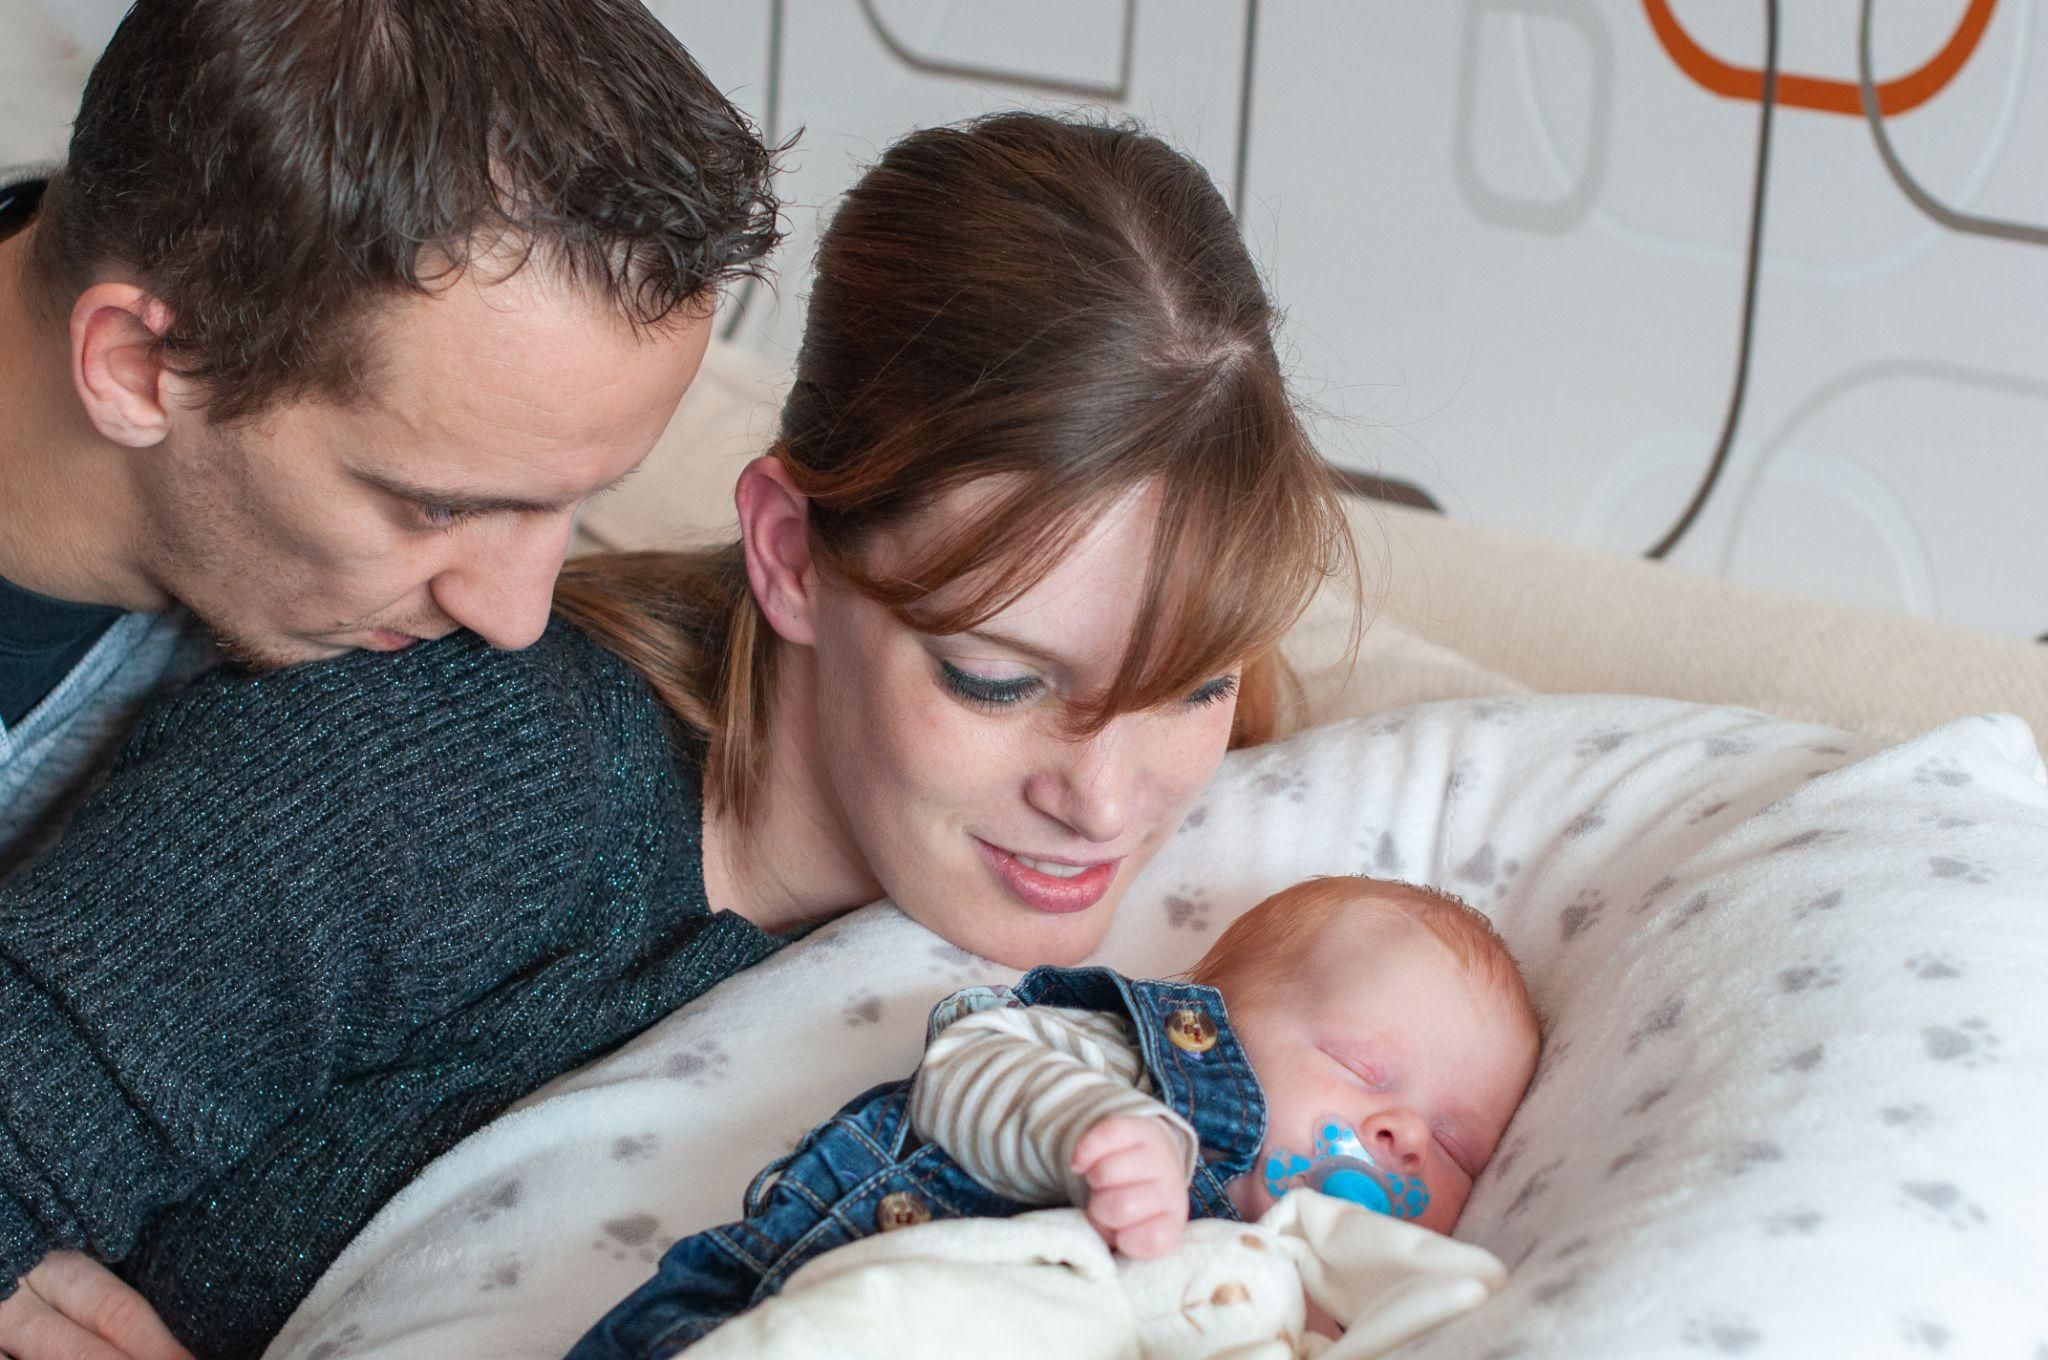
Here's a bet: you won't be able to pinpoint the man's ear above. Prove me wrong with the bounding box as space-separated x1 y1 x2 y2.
70 284 177 448
735 453 820 646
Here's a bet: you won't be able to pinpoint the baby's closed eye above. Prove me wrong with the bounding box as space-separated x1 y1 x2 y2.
1320 1043 1393 1091
1434 1131 1478 1178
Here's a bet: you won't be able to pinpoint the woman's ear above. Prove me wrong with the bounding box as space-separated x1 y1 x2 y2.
735 453 819 646
70 284 177 448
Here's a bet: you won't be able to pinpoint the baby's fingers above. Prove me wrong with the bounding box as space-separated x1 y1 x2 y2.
1080 1141 1174 1192
1070 1115 1152 1176
1087 1177 1181 1232
1114 1208 1188 1261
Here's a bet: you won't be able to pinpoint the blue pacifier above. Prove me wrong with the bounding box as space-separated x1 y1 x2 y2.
1261 1115 1430 1220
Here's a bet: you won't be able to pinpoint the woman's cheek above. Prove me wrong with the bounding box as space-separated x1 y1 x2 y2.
857 652 962 771
889 686 1017 811
1151 702 1238 820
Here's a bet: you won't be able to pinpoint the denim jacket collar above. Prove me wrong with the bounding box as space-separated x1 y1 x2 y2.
1008 965 1267 1215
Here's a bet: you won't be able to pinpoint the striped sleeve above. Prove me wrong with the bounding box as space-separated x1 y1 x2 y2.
909 1004 1199 1206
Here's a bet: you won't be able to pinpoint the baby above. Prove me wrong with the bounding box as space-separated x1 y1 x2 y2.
568 876 1541 1359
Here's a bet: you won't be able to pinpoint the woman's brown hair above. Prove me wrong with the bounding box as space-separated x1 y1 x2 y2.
556 112 1357 822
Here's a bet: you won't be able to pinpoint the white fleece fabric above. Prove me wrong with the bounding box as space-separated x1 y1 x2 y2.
264 696 2048 1360
684 1190 1505 1360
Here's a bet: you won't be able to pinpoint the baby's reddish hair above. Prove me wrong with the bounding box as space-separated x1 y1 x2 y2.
1187 875 1536 1031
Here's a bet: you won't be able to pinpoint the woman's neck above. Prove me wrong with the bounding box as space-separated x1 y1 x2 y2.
699 645 887 934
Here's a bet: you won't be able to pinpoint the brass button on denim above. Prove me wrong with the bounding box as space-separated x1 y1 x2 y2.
1164 1007 1218 1054
875 1191 931 1231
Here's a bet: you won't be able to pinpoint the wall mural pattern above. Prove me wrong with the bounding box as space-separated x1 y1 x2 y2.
4 1 2042 640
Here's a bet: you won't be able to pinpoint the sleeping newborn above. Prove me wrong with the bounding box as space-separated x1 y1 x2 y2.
567 875 1542 1359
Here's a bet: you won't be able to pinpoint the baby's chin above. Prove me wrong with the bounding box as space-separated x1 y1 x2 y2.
1224 1172 1272 1222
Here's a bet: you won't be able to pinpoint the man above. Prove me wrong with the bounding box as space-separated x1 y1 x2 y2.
0 0 777 871
0 0 777 1354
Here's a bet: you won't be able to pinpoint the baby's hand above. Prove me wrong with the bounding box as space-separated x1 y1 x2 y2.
1070 1114 1190 1260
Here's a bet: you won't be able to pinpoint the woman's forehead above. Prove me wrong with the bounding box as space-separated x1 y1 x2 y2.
877 478 1169 672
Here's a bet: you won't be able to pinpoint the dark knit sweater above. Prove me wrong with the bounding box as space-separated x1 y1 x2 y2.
0 621 783 1357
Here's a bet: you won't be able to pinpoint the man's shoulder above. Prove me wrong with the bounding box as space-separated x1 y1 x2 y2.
0 611 213 873
0 162 56 190
0 164 53 242
13 620 689 894
0 161 53 205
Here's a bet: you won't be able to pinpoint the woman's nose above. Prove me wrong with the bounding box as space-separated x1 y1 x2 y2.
1022 729 1129 844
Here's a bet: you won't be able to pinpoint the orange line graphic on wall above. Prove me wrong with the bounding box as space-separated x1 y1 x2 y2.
1643 0 1995 116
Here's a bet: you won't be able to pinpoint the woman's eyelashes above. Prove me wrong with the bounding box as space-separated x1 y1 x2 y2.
938 660 1042 710
936 659 1239 713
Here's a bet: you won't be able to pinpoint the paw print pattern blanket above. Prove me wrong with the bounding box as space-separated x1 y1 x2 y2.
264 697 2048 1360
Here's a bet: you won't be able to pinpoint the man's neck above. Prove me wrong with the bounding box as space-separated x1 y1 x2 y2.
0 226 163 611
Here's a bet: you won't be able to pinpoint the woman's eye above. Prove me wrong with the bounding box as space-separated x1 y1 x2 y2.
939 660 1042 710
1187 674 1239 708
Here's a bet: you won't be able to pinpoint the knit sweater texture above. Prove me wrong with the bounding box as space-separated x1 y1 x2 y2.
0 620 783 1357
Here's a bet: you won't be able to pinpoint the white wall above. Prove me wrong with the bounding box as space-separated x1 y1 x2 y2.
8 1 2045 640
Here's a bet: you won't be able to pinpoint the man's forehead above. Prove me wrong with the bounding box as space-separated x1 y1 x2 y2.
320 270 709 493
373 281 692 423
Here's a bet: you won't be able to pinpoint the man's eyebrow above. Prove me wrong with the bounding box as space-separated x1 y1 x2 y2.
350 464 640 516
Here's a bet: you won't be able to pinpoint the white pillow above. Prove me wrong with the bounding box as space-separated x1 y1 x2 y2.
265 697 2048 1360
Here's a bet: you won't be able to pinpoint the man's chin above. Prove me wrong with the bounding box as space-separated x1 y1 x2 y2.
203 623 346 674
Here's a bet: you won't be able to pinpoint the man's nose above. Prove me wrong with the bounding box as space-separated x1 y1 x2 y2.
430 514 574 650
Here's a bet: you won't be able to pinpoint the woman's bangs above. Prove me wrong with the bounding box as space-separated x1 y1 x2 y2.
842 470 1116 637
1084 464 1338 728
830 410 1352 738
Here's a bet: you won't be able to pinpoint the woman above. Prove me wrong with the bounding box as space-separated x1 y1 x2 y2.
0 113 1354 1359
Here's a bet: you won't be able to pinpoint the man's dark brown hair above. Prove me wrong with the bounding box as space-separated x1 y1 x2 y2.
31 0 780 423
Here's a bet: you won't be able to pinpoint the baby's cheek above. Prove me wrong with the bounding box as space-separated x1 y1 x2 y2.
1226 1165 1275 1222
1422 1168 1476 1235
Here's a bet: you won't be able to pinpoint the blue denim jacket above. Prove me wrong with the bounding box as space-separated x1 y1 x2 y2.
566 965 1268 1360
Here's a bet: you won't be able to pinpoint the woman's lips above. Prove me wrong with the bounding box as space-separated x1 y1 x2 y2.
974 838 1119 914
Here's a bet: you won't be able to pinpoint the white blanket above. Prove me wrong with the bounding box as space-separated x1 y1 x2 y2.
686 1191 1505 1360
265 697 2048 1360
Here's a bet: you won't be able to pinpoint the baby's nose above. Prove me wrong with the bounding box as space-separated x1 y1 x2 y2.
1363 1111 1429 1172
